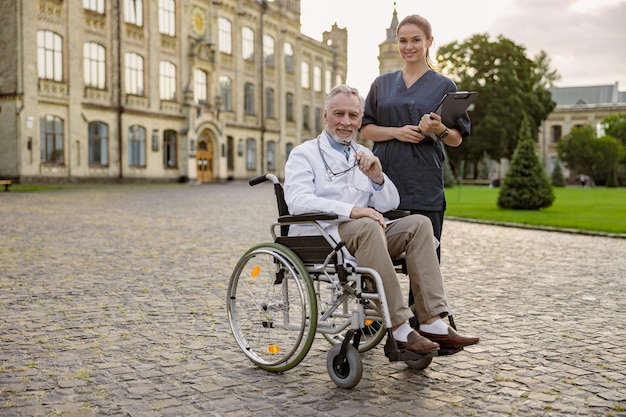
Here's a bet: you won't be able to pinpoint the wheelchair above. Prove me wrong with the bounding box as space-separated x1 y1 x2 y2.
227 174 463 388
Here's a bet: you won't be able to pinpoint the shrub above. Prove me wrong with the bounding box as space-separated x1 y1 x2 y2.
498 116 555 209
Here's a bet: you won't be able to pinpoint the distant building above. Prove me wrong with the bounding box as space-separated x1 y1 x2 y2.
538 82 626 181
377 2 403 76
0 0 348 183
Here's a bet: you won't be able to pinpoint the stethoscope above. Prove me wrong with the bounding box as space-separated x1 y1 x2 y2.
317 138 358 181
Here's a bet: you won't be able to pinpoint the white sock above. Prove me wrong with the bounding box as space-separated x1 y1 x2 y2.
392 323 413 342
419 319 449 335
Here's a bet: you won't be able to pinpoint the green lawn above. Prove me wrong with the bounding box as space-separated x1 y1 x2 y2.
445 186 626 235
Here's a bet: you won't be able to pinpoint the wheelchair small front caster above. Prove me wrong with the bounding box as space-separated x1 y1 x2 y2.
326 343 363 389
405 355 433 370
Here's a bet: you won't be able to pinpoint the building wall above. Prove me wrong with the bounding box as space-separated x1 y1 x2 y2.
0 0 347 183
538 104 626 181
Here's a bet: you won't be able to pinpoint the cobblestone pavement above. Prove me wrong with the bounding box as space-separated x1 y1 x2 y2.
1 182 625 417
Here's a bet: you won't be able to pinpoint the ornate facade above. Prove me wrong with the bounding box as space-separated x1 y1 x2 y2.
0 0 348 183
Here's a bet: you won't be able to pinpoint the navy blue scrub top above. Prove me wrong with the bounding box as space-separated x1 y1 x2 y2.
362 69 471 211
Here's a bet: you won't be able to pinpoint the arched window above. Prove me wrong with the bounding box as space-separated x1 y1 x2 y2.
37 30 63 81
246 138 256 171
128 125 146 167
218 17 232 54
194 69 208 104
158 0 175 36
159 61 177 101
163 129 177 168
84 42 106 89
219 75 232 111
88 121 108 166
266 140 276 171
284 42 294 73
125 52 144 95
40 115 64 163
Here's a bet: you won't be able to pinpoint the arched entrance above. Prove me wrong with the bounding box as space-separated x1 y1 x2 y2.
196 132 214 183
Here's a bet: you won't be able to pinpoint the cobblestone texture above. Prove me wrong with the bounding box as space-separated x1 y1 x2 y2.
1 182 625 417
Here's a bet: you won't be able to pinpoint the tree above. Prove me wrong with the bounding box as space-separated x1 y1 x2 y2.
601 113 626 149
551 160 566 187
557 125 623 185
498 115 554 209
436 34 558 177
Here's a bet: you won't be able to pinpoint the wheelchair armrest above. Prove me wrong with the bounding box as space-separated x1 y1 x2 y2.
383 210 411 220
278 212 338 224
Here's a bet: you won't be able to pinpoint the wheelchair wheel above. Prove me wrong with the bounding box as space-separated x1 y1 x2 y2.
405 356 433 370
319 276 386 353
326 343 363 389
227 243 317 373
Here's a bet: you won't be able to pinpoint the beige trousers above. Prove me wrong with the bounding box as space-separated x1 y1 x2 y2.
338 214 449 328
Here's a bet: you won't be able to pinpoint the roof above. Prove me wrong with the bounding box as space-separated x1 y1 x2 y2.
549 83 625 106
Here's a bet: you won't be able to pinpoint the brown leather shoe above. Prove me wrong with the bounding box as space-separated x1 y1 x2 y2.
396 330 439 353
418 327 479 348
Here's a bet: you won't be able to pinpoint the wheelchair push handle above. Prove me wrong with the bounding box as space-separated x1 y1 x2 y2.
249 173 280 186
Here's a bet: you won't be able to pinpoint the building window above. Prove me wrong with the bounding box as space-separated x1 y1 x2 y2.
218 17 232 54
37 30 63 82
124 52 144 95
84 42 106 89
227 135 235 170
158 0 175 36
313 65 322 92
84 0 104 14
265 88 275 119
284 42 294 73
40 115 64 164
325 69 331 93
286 92 294 121
264 34 275 68
88 121 108 166
301 62 310 89
242 26 254 62
315 107 323 132
551 125 562 143
244 82 255 115
246 138 256 170
124 0 143 26
159 61 177 101
302 105 309 130
194 69 207 104
163 129 177 168
128 125 146 167
266 140 276 171
285 142 294 160
219 75 233 111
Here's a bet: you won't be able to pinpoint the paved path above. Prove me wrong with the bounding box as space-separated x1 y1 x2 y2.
1 182 624 417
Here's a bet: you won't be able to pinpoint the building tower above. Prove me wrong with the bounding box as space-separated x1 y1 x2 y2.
377 2 403 75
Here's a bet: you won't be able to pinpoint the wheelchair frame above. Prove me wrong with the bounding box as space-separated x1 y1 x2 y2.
227 174 458 388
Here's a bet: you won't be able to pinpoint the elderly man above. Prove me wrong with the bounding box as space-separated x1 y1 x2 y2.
284 84 479 354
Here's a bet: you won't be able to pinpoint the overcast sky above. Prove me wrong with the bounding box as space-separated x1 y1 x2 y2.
299 0 626 96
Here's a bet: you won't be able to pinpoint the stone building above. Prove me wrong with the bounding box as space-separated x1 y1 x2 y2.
538 83 626 181
0 0 347 183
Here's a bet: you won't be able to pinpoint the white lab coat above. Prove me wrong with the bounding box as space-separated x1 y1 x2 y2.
284 132 400 261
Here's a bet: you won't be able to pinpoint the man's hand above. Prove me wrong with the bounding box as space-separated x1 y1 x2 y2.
349 206 386 228
355 151 384 185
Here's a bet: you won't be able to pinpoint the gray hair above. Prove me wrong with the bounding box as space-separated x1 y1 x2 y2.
325 84 365 113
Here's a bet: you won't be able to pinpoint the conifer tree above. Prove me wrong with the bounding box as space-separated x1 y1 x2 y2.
498 115 555 209
550 160 566 187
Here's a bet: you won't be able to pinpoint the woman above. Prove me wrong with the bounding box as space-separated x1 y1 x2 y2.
360 14 471 257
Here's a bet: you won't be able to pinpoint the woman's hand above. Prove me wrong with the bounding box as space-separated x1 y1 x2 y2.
418 113 444 136
395 125 427 144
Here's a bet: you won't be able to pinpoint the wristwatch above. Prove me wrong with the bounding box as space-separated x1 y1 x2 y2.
437 127 449 140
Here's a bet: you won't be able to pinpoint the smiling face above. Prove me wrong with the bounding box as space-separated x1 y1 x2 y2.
397 22 433 65
323 92 362 144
